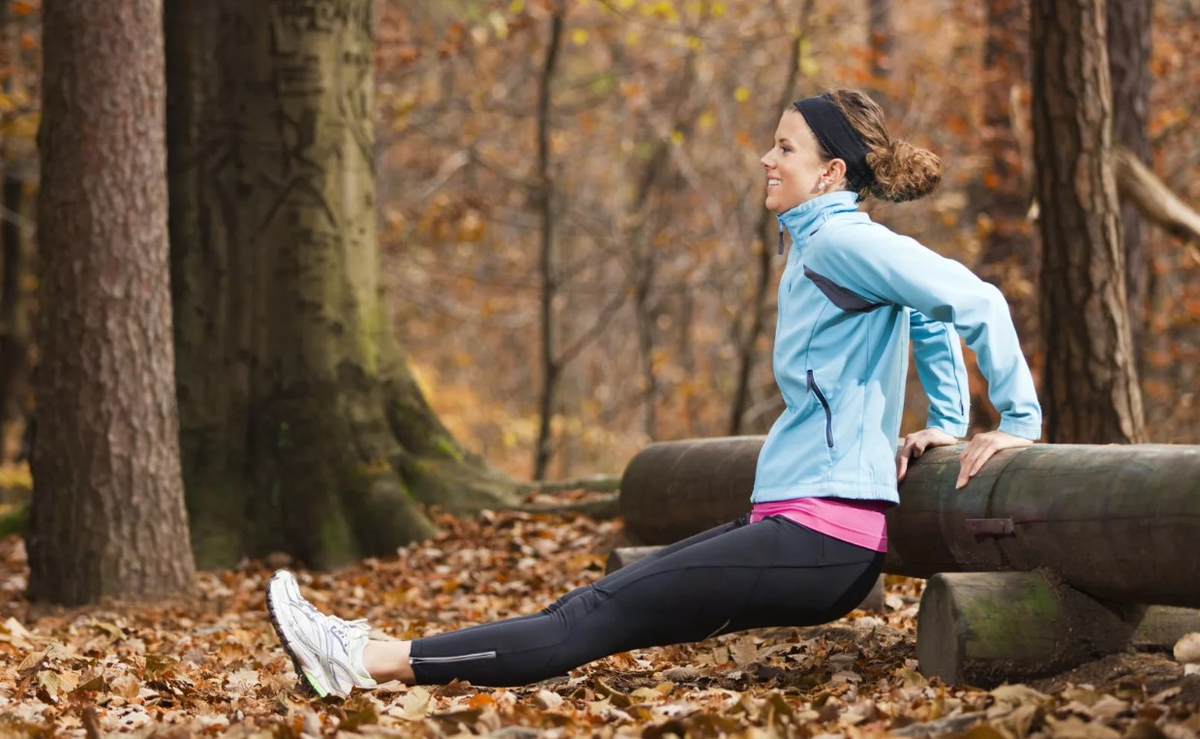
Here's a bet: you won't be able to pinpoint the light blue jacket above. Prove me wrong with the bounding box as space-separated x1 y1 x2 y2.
752 191 1042 504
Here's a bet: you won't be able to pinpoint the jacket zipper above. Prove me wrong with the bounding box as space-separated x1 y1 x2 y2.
807 370 834 448
409 650 497 664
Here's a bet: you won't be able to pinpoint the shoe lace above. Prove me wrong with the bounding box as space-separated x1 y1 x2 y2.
294 596 370 650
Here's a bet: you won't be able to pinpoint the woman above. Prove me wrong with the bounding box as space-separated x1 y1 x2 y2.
267 89 1041 698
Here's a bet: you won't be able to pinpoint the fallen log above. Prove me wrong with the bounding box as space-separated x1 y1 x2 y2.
619 438 1200 608
916 571 1137 686
620 436 761 544
916 572 1200 687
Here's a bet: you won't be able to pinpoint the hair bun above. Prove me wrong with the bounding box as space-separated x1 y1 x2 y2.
866 140 942 203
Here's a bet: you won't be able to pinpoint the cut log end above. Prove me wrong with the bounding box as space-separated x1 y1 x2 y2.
915 574 967 685
917 572 1138 687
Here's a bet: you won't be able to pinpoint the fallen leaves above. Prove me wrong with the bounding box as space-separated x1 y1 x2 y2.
0 509 1195 736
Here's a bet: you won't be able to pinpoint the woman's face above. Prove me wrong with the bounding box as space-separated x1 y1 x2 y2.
760 109 834 213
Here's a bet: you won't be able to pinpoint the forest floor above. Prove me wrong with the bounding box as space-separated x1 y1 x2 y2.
0 506 1196 738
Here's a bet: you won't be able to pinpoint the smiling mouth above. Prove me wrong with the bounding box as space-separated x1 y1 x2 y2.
767 178 781 188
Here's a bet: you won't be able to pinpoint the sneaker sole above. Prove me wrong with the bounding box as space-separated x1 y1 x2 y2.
266 573 329 699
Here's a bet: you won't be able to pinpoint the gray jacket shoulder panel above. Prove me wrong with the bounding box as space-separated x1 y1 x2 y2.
803 265 886 313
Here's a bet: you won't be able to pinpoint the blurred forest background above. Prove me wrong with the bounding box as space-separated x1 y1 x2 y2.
1 0 1198 486
374 0 1199 479
0 0 1197 595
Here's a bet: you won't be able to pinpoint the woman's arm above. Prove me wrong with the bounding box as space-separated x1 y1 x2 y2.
909 308 970 437
807 222 1042 441
808 223 1041 487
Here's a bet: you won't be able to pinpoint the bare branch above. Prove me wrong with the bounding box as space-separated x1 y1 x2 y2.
1113 145 1200 245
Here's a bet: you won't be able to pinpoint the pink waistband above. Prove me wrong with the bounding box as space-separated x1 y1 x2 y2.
749 497 889 552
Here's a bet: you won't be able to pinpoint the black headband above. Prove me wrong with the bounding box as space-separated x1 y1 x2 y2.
793 94 875 192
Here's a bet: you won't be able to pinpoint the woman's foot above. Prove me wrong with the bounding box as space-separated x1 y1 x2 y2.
266 570 378 698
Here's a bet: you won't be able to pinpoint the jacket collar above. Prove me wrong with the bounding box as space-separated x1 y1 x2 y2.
776 191 860 253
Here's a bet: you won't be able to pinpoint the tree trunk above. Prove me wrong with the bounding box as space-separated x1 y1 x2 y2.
29 0 196 605
164 0 515 569
0 175 31 462
728 0 815 436
533 0 565 481
619 438 1200 607
867 0 893 110
1030 0 1146 443
1107 0 1152 367
976 0 1031 279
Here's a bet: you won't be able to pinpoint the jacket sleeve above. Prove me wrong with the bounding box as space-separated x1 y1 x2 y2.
807 223 1042 440
909 308 971 437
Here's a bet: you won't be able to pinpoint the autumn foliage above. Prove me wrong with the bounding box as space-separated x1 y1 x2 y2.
0 511 1198 736
375 0 1200 480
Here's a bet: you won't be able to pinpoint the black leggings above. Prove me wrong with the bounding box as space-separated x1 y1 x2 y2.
409 515 884 687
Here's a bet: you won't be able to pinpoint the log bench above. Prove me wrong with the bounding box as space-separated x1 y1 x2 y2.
611 437 1200 686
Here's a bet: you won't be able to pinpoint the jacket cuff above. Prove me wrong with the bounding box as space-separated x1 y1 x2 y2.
999 416 1043 440
927 417 969 438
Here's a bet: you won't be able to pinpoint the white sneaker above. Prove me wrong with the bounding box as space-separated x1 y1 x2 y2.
266 570 378 698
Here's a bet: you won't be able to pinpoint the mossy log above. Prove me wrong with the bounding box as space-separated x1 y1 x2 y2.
917 571 1139 686
620 438 1200 608
916 572 1200 686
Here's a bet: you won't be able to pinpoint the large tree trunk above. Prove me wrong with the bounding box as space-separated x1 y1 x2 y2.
29 0 196 605
1107 0 1152 367
620 438 1200 608
164 0 515 569
1030 0 1146 443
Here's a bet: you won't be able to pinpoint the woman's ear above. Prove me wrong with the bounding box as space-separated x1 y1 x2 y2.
825 158 848 184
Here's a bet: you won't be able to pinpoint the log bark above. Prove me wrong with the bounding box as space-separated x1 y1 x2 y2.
916 572 1137 687
619 436 760 543
30 0 196 604
917 573 1200 686
1131 607 1200 651
619 437 1200 607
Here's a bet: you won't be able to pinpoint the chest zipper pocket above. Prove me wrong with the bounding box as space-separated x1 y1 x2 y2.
807 370 833 448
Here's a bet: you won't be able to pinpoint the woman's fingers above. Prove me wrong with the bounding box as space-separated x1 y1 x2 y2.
956 436 992 489
956 431 1034 488
897 433 934 482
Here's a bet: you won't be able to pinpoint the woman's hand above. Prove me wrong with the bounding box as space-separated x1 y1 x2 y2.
955 430 1034 489
896 428 958 482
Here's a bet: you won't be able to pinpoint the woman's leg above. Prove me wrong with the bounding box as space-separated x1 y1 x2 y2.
268 518 748 695
396 516 882 687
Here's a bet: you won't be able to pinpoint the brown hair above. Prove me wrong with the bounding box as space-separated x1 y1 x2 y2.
818 89 942 203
